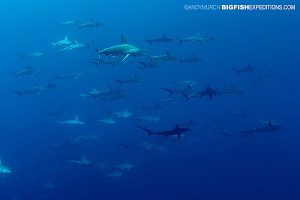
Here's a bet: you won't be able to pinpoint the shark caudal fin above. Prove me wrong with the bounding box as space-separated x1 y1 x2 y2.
145 40 153 45
11 71 17 76
51 42 56 48
162 88 174 96
175 37 183 44
11 90 23 98
113 79 124 86
138 62 146 69
231 67 240 75
136 126 154 135
46 83 57 89
182 94 191 101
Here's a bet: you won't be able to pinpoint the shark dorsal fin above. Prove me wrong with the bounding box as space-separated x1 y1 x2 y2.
163 34 167 39
193 53 197 58
247 62 252 68
166 50 170 56
0 159 2 165
90 18 95 22
65 36 68 40
267 120 272 127
175 124 180 129
120 34 127 44
75 116 79 120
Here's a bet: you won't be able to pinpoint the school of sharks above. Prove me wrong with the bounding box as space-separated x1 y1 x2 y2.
0 11 288 199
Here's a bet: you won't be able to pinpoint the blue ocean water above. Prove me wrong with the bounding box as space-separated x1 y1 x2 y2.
0 0 299 199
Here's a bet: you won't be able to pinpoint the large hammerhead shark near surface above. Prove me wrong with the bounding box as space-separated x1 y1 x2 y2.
95 34 146 61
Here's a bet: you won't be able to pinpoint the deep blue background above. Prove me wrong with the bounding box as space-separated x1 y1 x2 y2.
0 0 299 199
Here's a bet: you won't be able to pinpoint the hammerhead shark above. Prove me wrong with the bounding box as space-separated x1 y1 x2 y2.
145 34 173 44
11 65 38 78
231 63 255 75
78 19 103 29
147 51 177 62
18 51 43 58
113 73 144 86
136 124 191 139
11 83 56 97
199 86 221 100
51 36 73 48
95 34 146 61
242 120 281 134
178 54 202 64
176 33 214 44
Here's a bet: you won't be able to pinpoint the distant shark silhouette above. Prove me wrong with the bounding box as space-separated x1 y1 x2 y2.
136 124 191 140
146 34 173 44
242 120 281 134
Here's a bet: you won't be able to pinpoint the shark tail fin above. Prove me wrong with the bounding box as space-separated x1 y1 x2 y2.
178 59 184 64
138 62 146 69
231 67 240 75
162 88 174 96
145 40 153 45
183 94 191 101
11 90 23 98
136 126 154 135
47 83 57 89
175 37 182 44
113 79 123 86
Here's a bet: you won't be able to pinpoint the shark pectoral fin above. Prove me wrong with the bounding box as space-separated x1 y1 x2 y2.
122 54 130 61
